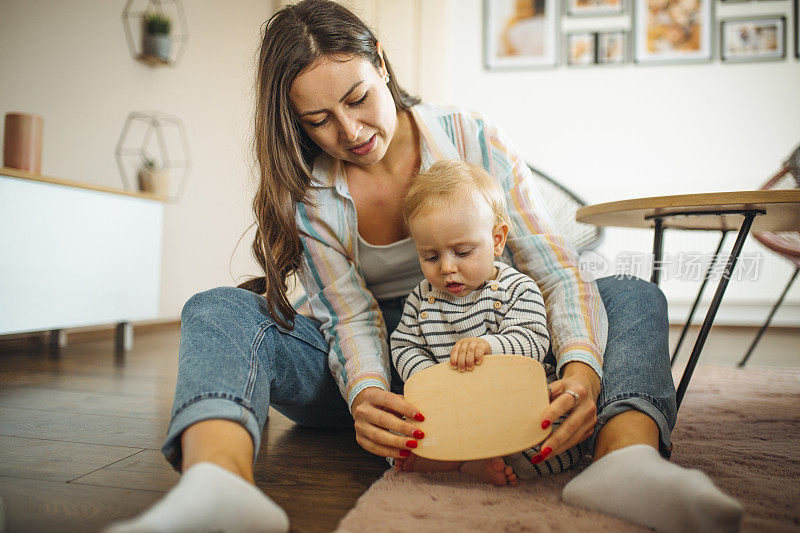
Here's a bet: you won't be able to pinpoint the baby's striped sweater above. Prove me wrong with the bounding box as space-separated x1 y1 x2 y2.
390 261 587 478
390 261 550 382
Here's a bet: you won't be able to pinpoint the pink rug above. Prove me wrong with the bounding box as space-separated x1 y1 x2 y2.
336 366 800 532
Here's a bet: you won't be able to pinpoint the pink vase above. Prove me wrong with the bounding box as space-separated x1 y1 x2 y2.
3 113 44 174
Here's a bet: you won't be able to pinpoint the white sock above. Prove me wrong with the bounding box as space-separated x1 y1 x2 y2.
562 444 743 533
104 462 289 533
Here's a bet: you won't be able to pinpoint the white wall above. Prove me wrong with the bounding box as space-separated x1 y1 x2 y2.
439 0 800 325
2 0 798 325
0 0 270 319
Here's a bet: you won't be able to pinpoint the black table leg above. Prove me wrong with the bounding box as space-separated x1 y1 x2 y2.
675 212 758 410
651 218 664 285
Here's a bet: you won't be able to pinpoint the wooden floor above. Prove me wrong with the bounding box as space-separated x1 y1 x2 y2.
0 327 387 533
0 323 797 532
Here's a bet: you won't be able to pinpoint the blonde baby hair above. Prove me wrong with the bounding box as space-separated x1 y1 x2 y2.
404 160 512 231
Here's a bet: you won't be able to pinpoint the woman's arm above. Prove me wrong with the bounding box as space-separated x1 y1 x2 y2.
295 199 425 459
296 201 390 408
475 117 608 380
449 110 607 459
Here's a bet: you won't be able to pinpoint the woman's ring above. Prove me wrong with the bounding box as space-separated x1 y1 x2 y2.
564 389 580 408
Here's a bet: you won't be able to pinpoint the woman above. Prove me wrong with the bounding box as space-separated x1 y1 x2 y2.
109 2 742 532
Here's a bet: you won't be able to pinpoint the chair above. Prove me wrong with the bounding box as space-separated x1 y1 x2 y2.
526 163 604 253
738 144 800 366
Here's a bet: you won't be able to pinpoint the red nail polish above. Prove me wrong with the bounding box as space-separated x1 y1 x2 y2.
414 413 425 422
413 430 425 439
406 439 418 448
541 419 551 430
542 447 552 458
530 455 543 464
399 449 410 458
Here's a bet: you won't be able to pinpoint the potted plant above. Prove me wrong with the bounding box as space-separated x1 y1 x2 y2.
142 11 172 62
137 157 170 197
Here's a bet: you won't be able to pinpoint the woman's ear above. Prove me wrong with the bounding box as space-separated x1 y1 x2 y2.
493 222 509 257
376 41 390 83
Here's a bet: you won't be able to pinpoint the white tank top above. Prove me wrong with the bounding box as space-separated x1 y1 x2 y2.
357 234 424 301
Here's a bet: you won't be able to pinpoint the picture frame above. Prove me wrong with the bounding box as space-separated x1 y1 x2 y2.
633 0 714 64
795 0 799 59
484 0 559 69
721 16 786 62
565 31 629 65
567 0 625 16
567 32 597 64
597 31 628 63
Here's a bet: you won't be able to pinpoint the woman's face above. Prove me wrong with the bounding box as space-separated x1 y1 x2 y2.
289 55 397 166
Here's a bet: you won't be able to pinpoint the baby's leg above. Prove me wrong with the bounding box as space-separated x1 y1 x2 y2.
398 453 461 473
399 454 517 487
459 458 518 487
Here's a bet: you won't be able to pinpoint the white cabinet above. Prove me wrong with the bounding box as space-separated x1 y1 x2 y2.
0 168 164 339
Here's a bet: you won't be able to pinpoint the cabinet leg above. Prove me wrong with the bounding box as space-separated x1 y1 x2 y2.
47 329 63 358
115 322 133 356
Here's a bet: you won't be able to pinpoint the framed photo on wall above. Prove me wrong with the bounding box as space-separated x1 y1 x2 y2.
634 0 714 63
567 33 597 64
598 31 628 63
565 31 629 64
795 0 799 58
567 0 624 16
484 0 559 68
721 17 786 62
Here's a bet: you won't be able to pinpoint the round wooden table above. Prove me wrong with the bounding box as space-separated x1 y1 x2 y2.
576 190 800 409
576 190 800 232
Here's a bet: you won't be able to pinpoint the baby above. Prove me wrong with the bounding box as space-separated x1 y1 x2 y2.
390 160 587 485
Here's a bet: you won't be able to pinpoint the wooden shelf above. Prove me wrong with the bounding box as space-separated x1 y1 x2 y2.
136 53 172 67
0 167 166 202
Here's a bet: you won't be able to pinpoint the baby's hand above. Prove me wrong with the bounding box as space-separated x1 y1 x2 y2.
450 337 492 372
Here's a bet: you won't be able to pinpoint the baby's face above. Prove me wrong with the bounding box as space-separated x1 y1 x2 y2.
410 197 507 298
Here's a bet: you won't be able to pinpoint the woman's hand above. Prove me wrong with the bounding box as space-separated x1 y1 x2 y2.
351 386 426 459
531 361 601 463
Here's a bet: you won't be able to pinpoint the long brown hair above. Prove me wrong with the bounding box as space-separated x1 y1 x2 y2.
238 0 420 329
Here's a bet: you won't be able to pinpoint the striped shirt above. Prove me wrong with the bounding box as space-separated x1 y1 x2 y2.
391 262 550 382
295 103 608 410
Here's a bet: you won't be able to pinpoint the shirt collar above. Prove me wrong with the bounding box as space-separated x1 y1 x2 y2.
310 153 339 189
410 104 461 170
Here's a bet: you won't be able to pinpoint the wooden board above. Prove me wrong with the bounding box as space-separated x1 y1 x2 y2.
404 355 551 461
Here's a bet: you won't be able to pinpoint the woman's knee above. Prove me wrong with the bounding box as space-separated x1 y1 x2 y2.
181 286 269 326
598 276 668 320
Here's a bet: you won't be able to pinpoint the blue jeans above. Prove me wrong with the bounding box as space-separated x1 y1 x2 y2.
161 276 677 470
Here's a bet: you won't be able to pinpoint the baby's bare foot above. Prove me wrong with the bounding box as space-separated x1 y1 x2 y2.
398 452 416 472
459 458 518 487
399 453 461 473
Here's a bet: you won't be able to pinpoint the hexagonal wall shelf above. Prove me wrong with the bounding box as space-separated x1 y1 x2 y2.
114 111 192 202
122 0 188 67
